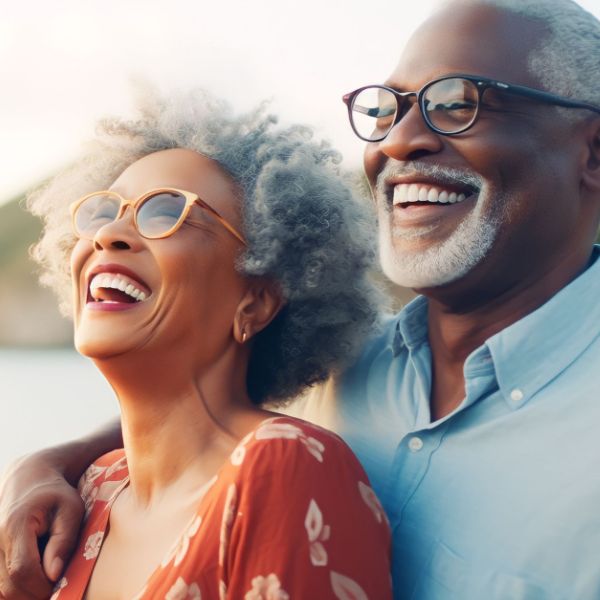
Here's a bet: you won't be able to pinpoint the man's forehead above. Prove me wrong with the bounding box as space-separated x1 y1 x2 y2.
386 2 547 89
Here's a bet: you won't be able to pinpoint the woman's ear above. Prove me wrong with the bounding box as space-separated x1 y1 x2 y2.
233 280 285 344
581 118 600 193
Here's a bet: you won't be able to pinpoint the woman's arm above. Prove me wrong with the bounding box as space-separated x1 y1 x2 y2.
0 418 122 599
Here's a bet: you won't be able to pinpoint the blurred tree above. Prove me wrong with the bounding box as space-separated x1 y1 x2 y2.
0 197 72 346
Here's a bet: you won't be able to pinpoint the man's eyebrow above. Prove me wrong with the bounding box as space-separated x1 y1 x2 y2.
383 81 415 93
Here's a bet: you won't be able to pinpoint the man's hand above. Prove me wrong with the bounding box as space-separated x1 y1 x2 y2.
0 454 84 599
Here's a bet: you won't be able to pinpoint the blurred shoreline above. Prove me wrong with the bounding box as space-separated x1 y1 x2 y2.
0 347 117 470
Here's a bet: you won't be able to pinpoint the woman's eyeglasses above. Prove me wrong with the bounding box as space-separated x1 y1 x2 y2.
70 188 246 244
343 73 600 142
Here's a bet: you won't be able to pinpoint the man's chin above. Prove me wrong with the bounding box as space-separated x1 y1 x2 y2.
378 206 500 291
380 254 462 290
378 229 468 289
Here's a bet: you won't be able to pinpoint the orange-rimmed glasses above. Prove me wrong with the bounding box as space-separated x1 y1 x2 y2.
70 188 246 245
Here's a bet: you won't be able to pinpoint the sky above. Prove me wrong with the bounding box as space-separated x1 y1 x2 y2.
1 0 599 206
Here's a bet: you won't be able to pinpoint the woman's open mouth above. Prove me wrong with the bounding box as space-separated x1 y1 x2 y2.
87 272 151 310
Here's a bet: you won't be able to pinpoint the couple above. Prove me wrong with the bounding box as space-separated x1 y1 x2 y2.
2 0 600 598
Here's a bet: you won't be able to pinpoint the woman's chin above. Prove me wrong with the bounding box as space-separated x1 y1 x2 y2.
74 330 135 360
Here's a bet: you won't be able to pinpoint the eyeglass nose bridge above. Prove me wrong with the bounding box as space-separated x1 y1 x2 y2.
112 196 139 222
392 89 420 129
108 194 139 227
91 194 139 243
380 89 428 139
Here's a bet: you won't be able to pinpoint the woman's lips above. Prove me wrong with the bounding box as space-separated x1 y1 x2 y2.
85 265 152 309
89 272 150 303
85 300 141 312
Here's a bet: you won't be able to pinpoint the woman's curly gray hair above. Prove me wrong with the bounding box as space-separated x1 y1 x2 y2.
27 88 382 404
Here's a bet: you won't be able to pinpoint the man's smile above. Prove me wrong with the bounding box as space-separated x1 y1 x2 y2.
384 177 481 230
392 183 468 205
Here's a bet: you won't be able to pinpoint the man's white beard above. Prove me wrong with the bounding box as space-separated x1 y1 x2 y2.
378 186 503 289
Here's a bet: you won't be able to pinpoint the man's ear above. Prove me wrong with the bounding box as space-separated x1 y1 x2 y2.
232 280 285 344
581 118 600 193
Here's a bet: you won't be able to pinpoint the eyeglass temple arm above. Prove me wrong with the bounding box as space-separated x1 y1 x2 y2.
194 200 246 245
487 80 600 114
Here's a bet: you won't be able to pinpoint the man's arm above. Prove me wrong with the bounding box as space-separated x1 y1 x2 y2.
0 418 122 600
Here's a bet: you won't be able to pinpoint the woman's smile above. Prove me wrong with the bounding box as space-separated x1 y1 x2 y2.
86 264 152 311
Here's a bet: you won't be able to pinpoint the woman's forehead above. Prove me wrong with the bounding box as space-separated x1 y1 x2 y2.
110 148 243 224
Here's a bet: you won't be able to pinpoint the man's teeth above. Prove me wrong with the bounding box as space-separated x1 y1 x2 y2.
89 273 148 302
393 183 468 206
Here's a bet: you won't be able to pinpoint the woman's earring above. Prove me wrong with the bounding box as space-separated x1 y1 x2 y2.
241 329 248 343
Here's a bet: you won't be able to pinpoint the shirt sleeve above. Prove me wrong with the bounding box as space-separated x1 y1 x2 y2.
221 419 392 599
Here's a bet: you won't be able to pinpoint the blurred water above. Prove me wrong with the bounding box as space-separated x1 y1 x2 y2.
0 348 118 471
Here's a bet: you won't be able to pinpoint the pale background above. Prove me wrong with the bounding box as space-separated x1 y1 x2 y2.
1 0 599 469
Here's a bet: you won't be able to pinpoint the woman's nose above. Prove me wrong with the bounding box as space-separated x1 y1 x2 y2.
92 208 144 252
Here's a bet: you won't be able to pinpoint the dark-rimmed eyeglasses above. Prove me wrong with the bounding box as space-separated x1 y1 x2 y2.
343 73 600 142
70 188 246 244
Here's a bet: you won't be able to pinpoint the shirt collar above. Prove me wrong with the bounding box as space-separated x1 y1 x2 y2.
394 295 428 356
392 246 600 409
486 246 600 409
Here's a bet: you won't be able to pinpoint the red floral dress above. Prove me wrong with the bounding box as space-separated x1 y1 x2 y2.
51 416 392 599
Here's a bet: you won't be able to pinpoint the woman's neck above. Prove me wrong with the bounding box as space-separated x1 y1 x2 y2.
92 345 269 507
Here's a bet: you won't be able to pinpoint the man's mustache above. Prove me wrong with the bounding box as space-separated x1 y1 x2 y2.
375 161 484 199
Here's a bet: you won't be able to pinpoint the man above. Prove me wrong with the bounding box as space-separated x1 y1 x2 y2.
1 0 599 598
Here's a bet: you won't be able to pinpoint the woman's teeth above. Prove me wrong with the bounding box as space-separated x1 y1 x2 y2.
89 273 148 302
392 183 468 206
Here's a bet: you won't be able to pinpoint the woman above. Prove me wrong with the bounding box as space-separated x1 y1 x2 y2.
26 89 391 599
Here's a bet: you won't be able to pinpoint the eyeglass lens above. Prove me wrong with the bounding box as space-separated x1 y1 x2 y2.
350 78 480 140
137 192 186 238
350 87 398 142
75 191 188 239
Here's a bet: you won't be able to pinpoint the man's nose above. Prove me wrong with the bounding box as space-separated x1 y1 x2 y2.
92 208 144 252
377 103 444 162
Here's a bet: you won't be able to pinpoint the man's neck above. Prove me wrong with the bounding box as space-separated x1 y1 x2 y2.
423 245 596 420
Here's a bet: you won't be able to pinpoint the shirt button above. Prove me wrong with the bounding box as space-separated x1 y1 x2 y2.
510 388 524 402
408 437 424 452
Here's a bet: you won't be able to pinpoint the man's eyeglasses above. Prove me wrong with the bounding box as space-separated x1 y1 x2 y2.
70 188 246 244
343 74 600 142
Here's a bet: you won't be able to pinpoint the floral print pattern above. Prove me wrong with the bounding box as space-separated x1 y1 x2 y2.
165 577 202 600
244 574 290 600
82 531 104 560
255 421 326 462
330 571 369 600
162 515 202 567
56 418 391 599
49 576 67 600
219 483 237 568
305 499 330 567
358 481 388 525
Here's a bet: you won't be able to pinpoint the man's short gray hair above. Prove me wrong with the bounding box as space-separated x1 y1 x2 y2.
28 87 382 404
447 0 600 112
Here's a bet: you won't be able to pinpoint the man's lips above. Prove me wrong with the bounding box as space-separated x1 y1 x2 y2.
390 181 478 208
393 182 468 206
386 180 479 229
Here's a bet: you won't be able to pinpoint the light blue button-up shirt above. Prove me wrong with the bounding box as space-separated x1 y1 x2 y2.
332 247 600 600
